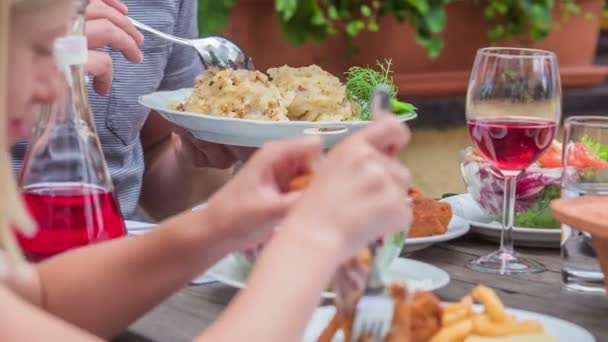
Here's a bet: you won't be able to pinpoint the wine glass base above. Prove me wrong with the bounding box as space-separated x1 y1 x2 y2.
466 250 545 275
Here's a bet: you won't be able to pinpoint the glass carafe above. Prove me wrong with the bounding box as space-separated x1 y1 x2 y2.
17 0 126 261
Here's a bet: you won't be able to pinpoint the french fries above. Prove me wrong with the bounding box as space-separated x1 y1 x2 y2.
472 285 509 323
431 285 545 341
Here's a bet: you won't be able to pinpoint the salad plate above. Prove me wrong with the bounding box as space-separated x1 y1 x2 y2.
443 194 560 248
302 305 595 342
139 89 417 148
403 215 470 253
207 254 450 299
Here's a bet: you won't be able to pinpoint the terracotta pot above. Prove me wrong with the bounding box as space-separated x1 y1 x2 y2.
222 0 607 96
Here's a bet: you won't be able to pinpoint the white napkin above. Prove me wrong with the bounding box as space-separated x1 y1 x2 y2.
124 221 216 285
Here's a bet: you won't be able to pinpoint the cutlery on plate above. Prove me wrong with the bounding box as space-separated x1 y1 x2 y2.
351 241 394 342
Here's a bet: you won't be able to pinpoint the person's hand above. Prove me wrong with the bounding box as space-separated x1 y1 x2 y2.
172 128 256 169
282 115 412 262
84 0 144 95
205 136 323 250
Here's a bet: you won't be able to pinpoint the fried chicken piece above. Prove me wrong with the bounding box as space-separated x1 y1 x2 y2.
408 187 452 238
387 283 412 342
409 197 450 238
408 188 424 199
434 201 452 228
410 291 443 342
319 282 442 342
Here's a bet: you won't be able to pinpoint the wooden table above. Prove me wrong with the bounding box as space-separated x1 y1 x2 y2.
115 235 608 342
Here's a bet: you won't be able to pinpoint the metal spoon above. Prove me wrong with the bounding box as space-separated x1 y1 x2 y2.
129 17 254 70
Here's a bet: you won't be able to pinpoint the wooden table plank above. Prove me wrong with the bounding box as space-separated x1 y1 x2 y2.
115 236 608 342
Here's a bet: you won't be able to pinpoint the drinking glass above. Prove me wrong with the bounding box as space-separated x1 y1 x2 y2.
561 116 608 294
466 47 561 274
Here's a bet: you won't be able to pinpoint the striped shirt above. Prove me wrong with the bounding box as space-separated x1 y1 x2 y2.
12 0 203 219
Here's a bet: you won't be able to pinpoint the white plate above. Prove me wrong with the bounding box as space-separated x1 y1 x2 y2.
303 305 595 342
139 88 417 148
207 254 449 299
125 220 155 232
442 194 560 248
404 215 470 253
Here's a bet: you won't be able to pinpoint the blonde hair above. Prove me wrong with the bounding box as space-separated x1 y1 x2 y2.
0 0 36 265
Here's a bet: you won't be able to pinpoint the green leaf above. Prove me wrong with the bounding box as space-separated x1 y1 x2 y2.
327 5 339 20
345 20 365 37
361 5 372 17
345 60 416 120
514 185 561 229
368 20 380 32
581 135 608 161
197 0 238 35
424 6 446 33
276 0 333 45
276 0 298 20
391 99 416 114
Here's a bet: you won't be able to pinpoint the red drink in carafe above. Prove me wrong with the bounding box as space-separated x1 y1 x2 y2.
18 183 126 261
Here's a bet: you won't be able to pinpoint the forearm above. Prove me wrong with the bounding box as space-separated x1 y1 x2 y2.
0 286 102 342
199 227 342 342
36 208 230 339
141 136 233 220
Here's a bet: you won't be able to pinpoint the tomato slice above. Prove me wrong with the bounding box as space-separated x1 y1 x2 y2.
566 143 608 170
538 141 563 168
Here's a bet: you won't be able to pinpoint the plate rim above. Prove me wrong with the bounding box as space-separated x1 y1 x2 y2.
405 215 470 246
471 220 560 235
444 194 560 235
207 255 450 299
139 88 418 127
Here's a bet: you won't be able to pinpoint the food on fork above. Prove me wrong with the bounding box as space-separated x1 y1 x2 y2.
317 279 551 342
176 60 416 122
318 251 443 342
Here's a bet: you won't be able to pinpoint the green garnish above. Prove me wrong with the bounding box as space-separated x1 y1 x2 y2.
581 135 608 161
579 168 608 183
514 184 561 229
345 59 416 121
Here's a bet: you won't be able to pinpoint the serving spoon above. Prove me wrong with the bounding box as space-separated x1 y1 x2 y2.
129 17 254 70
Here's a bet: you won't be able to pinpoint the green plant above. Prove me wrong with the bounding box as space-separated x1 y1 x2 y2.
198 0 585 58
481 0 581 43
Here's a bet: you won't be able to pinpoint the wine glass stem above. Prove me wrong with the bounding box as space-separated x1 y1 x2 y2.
500 175 518 254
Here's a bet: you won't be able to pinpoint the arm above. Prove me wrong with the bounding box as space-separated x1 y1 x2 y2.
0 286 102 341
140 111 234 220
34 207 229 339
199 225 342 341
198 116 412 342
139 0 233 219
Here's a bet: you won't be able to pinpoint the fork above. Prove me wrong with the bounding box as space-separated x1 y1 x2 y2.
351 86 396 342
128 17 254 70
351 242 394 342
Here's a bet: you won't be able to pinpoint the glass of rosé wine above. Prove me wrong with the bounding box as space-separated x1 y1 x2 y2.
466 47 561 274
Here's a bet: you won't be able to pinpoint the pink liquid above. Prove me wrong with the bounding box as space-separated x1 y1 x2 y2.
18 184 126 261
468 118 557 171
